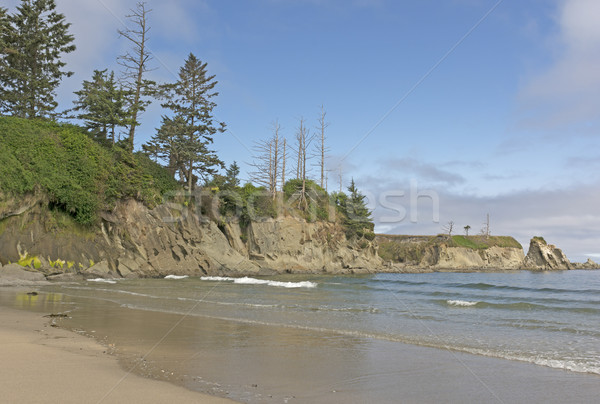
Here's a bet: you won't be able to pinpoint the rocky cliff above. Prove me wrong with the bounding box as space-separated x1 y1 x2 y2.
522 237 572 270
376 234 578 272
376 235 524 272
0 194 382 278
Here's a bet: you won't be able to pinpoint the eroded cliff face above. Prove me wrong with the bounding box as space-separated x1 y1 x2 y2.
431 246 525 270
0 196 382 278
389 244 524 271
245 218 381 272
376 235 574 272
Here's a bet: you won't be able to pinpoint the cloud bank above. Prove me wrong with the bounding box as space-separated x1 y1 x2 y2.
518 0 600 133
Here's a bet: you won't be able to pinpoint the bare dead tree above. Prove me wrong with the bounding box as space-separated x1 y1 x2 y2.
442 221 454 238
292 117 315 209
248 122 282 199
118 1 154 151
315 105 330 189
480 213 491 239
281 137 288 191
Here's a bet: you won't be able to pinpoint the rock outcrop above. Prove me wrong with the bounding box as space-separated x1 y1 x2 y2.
0 193 590 277
572 258 600 270
376 235 586 272
431 246 524 270
0 196 382 279
0 263 50 286
522 237 572 270
376 235 525 271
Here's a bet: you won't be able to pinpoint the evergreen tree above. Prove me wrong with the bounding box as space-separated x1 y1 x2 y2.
148 114 223 189
0 7 10 112
150 115 187 180
225 161 240 189
72 69 129 145
0 0 75 118
343 179 373 238
158 53 225 190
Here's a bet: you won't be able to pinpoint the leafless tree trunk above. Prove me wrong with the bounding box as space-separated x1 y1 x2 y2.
315 105 330 189
442 221 454 238
481 213 490 239
294 118 314 209
281 137 287 191
249 121 282 199
118 1 153 151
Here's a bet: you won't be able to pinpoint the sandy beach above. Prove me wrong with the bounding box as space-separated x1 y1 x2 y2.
0 304 236 404
2 276 600 403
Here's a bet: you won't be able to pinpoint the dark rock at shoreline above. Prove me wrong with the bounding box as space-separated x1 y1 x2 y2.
572 258 600 270
522 237 572 270
0 264 50 286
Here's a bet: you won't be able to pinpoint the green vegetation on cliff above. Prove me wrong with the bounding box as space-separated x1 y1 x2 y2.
0 116 177 224
377 234 522 263
450 235 522 250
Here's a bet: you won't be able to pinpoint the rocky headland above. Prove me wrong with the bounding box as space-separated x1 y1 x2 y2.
0 117 596 282
376 234 596 273
1 191 597 283
0 193 382 281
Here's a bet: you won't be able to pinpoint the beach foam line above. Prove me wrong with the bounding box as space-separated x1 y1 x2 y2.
87 278 117 284
447 299 478 307
164 275 189 280
201 276 317 289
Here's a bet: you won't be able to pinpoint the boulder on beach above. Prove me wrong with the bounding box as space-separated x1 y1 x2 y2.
0 264 49 286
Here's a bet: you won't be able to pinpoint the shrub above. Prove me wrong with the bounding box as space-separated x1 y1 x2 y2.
0 117 178 224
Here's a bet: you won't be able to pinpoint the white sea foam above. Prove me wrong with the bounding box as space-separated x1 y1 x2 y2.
87 278 117 284
164 275 189 280
447 300 478 307
201 276 316 289
201 276 232 282
460 347 600 376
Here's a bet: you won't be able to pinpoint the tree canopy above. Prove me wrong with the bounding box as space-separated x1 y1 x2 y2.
72 69 129 145
146 53 225 190
0 0 75 118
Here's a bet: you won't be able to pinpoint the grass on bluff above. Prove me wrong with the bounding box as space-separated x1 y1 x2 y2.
376 234 523 263
0 116 178 225
450 235 522 250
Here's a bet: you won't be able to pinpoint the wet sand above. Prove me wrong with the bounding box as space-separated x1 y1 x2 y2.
2 287 600 403
0 303 235 404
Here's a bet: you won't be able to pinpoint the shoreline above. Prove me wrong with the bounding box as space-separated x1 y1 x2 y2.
0 300 236 404
2 277 600 403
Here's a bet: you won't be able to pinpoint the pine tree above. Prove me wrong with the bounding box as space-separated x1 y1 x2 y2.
0 0 75 118
150 115 187 181
344 178 373 238
225 161 240 189
72 69 129 145
158 53 225 190
149 114 222 188
0 7 10 112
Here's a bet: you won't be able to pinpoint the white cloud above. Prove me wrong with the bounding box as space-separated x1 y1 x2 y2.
518 0 600 132
366 173 600 262
383 158 466 186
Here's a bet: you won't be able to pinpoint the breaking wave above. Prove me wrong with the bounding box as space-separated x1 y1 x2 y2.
201 276 317 289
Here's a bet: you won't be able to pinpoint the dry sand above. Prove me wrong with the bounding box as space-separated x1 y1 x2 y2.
0 305 236 404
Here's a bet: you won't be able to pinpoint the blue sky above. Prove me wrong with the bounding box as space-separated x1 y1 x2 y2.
5 0 600 261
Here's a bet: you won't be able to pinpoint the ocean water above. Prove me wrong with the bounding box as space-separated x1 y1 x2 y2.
4 270 600 402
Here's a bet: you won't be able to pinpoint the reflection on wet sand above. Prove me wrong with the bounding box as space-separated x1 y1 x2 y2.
59 299 370 402
2 287 600 403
